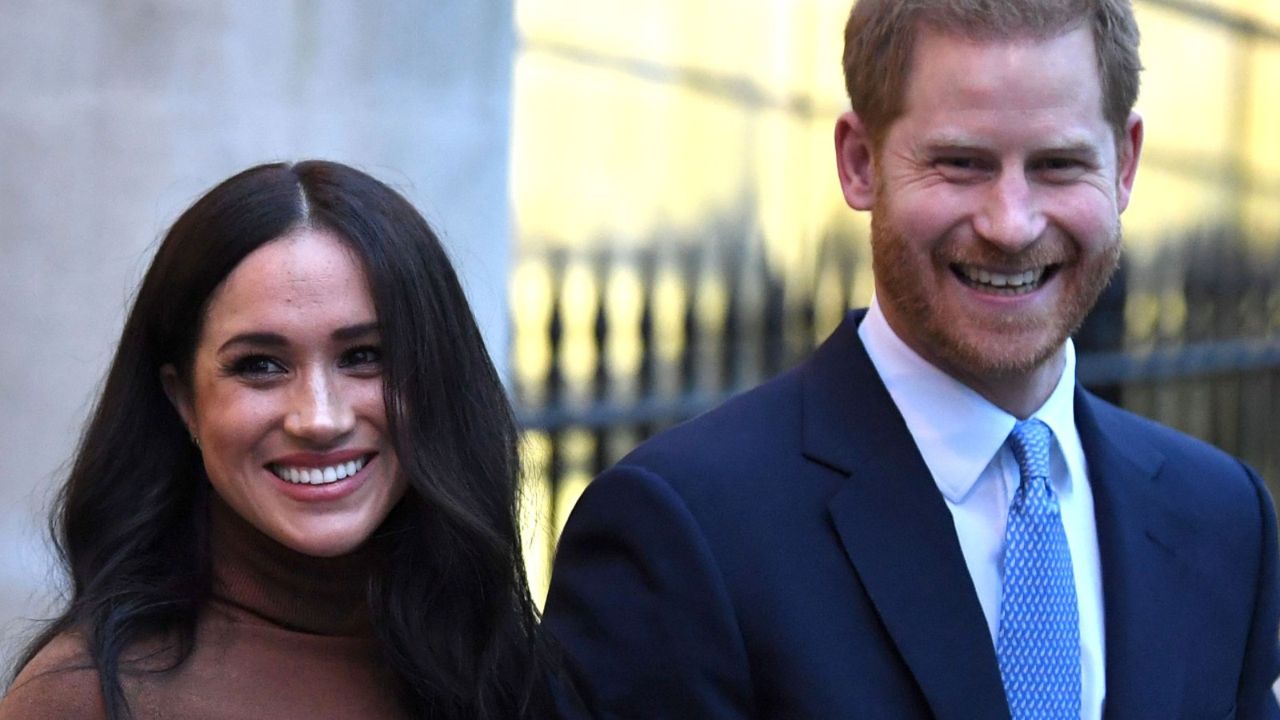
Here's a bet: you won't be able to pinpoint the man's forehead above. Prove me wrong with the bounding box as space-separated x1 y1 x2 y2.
880 25 1116 157
901 26 1104 108
906 22 1099 71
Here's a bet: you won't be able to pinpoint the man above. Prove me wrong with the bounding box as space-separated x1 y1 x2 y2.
543 1 1280 717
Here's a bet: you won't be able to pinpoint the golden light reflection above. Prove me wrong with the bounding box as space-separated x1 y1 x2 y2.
813 257 846 344
693 266 730 339
519 431 554 608
652 264 687 365
1244 40 1280 239
692 255 731 392
512 259 555 405
1248 43 1280 175
512 2 851 255
1131 2 1280 243
1124 291 1161 348
1157 289 1191 342
558 261 600 402
554 430 596 539
754 107 820 281
1127 7 1238 237
1198 0 1279 27
604 263 645 384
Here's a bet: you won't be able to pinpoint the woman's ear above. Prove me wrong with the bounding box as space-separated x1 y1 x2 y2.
835 110 877 211
160 364 196 439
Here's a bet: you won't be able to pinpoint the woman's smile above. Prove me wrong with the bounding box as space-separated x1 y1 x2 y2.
268 449 375 486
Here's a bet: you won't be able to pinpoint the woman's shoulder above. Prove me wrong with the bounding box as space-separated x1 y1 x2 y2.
1 632 107 719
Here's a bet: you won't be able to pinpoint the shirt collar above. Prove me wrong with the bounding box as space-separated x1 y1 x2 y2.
858 298 1081 503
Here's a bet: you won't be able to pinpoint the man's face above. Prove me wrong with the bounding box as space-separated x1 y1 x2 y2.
838 26 1142 394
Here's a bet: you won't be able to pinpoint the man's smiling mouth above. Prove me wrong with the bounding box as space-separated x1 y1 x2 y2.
952 263 1059 295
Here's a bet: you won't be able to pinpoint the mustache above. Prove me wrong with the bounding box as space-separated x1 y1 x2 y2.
939 241 1075 271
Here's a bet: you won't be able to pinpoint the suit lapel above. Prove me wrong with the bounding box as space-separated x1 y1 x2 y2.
1076 391 1188 719
805 312 1010 720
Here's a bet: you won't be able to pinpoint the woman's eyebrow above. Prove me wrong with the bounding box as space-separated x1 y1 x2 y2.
214 322 379 354
217 332 287 354
332 321 380 342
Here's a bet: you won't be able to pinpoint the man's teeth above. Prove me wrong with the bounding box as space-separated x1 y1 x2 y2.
271 457 366 485
958 265 1045 293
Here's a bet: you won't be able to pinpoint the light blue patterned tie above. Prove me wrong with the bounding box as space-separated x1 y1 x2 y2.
997 419 1080 719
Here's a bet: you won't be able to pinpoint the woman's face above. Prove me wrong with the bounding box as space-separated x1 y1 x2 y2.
164 228 406 557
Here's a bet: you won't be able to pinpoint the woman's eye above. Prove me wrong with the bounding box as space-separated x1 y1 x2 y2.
341 345 383 372
226 355 286 378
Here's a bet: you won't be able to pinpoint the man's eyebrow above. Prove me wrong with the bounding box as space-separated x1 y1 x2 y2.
215 322 380 354
918 137 1104 160
919 132 987 151
1035 141 1101 156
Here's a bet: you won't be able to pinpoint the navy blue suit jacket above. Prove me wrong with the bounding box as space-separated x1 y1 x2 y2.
545 311 1280 719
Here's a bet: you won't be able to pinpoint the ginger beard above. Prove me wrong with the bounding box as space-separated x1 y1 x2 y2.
868 195 1122 381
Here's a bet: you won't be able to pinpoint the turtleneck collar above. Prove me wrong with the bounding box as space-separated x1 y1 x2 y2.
208 493 377 637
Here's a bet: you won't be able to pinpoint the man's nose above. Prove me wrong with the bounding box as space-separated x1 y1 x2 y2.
972 171 1046 252
284 369 356 443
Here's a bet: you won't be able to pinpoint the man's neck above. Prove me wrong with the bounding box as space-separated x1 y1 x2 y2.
937 350 1067 420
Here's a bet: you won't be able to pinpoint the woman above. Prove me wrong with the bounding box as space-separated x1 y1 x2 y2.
1 161 568 719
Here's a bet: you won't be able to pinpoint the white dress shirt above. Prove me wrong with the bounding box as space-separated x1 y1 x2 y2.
858 299 1105 720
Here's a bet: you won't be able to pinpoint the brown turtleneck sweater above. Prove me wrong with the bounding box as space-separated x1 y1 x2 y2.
0 499 409 719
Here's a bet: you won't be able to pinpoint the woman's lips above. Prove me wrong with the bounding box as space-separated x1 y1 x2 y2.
269 456 369 485
265 450 376 487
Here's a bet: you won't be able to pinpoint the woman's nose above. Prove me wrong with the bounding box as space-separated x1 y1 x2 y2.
283 369 356 444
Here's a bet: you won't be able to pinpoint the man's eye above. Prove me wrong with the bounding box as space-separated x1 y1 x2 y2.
225 355 286 378
1041 158 1078 170
934 157 989 180
1035 158 1088 179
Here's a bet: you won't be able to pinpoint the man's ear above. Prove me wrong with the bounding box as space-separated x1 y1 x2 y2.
160 364 196 438
1115 110 1144 213
835 110 877 211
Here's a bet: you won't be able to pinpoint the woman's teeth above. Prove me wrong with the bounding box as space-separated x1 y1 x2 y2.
270 457 366 485
956 265 1046 294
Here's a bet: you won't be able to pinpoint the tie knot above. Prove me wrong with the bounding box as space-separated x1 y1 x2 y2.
1008 419 1052 483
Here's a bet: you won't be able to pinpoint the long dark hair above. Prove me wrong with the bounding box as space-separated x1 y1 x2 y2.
13 161 556 718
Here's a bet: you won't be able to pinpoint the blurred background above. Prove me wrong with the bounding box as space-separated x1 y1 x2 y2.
509 0 1280 604
1 0 1277 670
